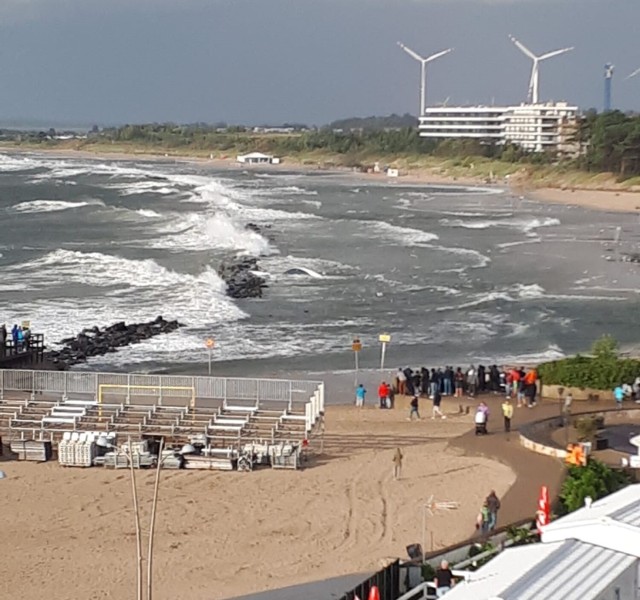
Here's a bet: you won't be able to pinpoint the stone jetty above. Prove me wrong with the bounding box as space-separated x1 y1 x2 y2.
218 256 267 299
45 316 183 369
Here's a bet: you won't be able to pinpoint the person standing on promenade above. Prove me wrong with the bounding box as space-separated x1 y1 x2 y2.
614 384 625 410
0 323 6 357
454 367 464 397
378 381 389 409
396 368 407 395
392 447 403 480
486 490 501 531
355 384 366 407
467 365 478 397
502 398 514 432
409 394 420 420
434 560 455 597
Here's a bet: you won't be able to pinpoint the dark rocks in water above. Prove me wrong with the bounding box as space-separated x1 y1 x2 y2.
218 256 268 299
621 253 640 264
45 316 184 369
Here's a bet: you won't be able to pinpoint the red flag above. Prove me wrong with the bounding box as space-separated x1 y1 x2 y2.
536 485 550 532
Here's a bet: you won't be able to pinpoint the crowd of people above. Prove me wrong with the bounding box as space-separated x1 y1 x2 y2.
0 323 33 357
354 365 540 409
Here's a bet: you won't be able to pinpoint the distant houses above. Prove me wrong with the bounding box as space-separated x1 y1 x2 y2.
236 152 281 165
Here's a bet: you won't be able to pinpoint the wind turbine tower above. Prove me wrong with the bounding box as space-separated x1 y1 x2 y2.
604 63 614 112
397 42 453 116
508 35 574 104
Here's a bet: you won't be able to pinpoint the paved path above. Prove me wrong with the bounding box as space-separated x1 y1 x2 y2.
448 393 615 526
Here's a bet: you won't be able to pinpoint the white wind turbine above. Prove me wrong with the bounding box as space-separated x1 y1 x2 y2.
509 35 574 104
625 67 640 81
397 42 453 116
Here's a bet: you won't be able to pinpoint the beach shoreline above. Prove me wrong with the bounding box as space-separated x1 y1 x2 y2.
3 143 640 214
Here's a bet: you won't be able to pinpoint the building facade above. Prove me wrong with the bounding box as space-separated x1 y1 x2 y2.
418 102 580 154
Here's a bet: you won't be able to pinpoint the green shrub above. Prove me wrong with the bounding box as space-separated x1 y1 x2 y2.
559 460 630 514
538 336 640 389
575 417 599 443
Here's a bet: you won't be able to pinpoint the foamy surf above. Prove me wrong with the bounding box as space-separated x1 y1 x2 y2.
11 199 105 213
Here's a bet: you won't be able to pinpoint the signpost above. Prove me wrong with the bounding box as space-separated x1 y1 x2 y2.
422 495 459 559
205 338 215 376
378 334 391 372
351 338 362 386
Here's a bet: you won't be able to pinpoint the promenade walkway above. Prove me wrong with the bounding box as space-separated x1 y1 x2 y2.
448 393 615 527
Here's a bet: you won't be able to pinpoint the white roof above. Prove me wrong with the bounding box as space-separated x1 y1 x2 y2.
443 540 636 600
238 152 272 159
544 483 640 528
541 483 640 556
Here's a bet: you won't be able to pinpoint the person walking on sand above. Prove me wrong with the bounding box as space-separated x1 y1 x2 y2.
432 387 445 419
486 490 501 531
409 394 420 420
502 398 514 433
392 447 403 480
355 384 366 408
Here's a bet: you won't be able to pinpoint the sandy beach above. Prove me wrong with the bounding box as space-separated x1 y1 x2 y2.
0 405 514 600
530 187 640 214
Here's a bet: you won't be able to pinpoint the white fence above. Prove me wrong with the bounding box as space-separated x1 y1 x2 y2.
0 369 325 415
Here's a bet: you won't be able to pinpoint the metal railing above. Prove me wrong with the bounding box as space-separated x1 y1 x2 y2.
0 369 324 414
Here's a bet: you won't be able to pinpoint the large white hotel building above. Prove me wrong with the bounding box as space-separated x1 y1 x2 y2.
418 102 580 154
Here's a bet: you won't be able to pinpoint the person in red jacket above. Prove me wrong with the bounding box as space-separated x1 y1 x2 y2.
378 381 389 409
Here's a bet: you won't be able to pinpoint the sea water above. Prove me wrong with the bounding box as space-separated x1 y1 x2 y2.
1 152 639 379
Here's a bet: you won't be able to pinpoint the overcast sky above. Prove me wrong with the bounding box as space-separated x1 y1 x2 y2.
0 0 638 126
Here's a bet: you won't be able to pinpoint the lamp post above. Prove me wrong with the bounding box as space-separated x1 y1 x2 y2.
95 435 196 600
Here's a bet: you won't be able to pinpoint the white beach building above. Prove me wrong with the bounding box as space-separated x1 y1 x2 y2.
418 102 580 154
442 484 640 600
236 152 280 165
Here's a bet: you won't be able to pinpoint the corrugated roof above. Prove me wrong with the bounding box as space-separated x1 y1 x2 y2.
443 540 636 600
500 540 635 600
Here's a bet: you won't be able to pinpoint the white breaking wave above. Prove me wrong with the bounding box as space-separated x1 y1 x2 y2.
428 244 492 269
135 209 162 218
360 221 439 246
148 213 273 255
108 180 179 196
1 249 246 347
11 199 105 213
440 216 560 233
0 154 42 172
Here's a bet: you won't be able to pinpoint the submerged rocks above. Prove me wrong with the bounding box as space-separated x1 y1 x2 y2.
218 256 268 299
45 316 184 369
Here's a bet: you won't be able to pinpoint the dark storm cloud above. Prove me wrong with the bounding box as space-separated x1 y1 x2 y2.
0 0 638 126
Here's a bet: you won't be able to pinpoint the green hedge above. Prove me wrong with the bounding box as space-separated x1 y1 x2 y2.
538 355 640 389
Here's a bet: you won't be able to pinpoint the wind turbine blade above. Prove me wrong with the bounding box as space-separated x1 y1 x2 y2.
397 42 425 63
425 48 453 63
509 34 537 60
626 67 640 80
539 47 574 61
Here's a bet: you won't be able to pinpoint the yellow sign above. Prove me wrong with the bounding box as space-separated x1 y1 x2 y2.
352 338 362 352
205 338 215 349
379 334 391 343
